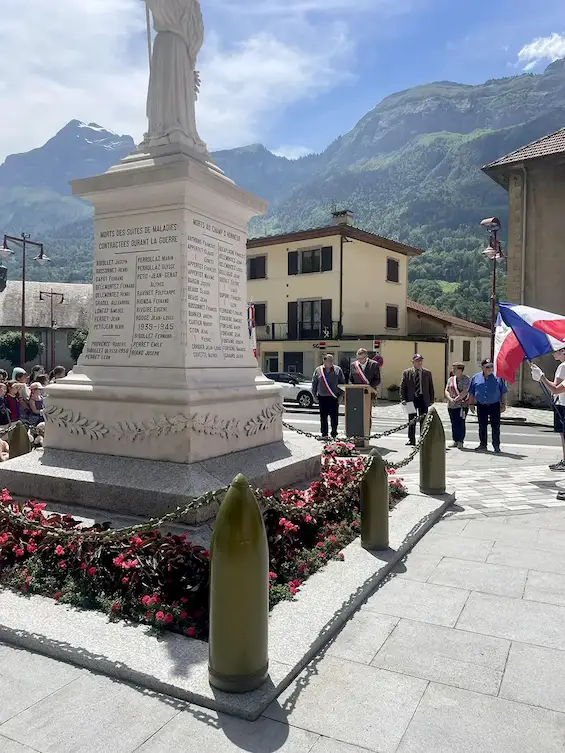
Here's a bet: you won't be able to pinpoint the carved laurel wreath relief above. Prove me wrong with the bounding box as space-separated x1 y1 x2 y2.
44 402 284 443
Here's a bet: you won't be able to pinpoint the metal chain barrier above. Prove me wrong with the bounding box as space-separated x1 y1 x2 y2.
384 411 432 470
0 454 373 543
282 413 420 444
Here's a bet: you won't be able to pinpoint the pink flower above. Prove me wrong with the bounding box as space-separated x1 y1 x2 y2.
58 560 67 569
141 595 152 607
164 613 174 624
316 542 324 549
87 567 97 577
26 542 36 554
186 627 196 638
80 562 88 571
55 545 65 556
351 521 359 528
113 554 124 567
269 572 276 581
338 553 345 560
53 591 62 600
14 548 25 558
130 535 143 549
290 587 298 595
155 611 165 622
180 597 188 604
179 611 188 620
329 535 337 544
304 515 313 523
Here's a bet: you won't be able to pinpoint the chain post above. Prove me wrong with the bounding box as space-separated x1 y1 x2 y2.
209 474 269 693
360 450 389 550
419 407 446 495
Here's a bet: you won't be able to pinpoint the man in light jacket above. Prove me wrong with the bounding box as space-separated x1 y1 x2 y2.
312 354 345 439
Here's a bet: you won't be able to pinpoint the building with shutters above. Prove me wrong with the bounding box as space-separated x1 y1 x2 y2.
247 210 491 395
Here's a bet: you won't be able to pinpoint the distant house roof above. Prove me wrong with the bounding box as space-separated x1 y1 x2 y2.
248 225 423 257
0 282 91 330
483 128 565 188
407 300 491 335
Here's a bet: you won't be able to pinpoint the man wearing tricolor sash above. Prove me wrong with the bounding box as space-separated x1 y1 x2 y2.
349 348 381 391
312 354 346 439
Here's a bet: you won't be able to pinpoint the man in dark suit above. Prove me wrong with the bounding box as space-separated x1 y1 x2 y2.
400 354 435 446
349 348 381 390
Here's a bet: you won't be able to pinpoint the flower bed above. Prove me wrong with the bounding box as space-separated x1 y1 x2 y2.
0 453 407 641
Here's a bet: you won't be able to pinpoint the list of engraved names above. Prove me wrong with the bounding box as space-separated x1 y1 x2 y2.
186 214 248 363
83 216 181 364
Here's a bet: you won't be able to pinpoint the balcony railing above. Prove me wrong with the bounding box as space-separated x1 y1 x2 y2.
256 322 340 341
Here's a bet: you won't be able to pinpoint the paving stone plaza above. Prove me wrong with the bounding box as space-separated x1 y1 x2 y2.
1 405 565 752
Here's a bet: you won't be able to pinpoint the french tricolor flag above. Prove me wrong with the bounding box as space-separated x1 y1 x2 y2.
494 303 565 382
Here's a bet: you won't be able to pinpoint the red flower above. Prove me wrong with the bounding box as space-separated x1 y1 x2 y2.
304 515 313 523
26 542 36 554
58 561 67 569
290 587 298 595
329 535 337 544
130 535 143 549
80 562 88 571
113 554 124 567
164 613 174 624
122 577 129 585
55 545 65 556
155 610 165 622
180 597 188 604
351 521 359 528
338 553 345 560
186 627 196 638
87 567 97 577
111 603 120 613
14 548 25 558
268 571 276 581
53 591 62 600
179 611 188 620
141 595 152 607
316 542 324 549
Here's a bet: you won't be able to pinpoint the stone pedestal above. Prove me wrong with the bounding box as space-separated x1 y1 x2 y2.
45 150 283 464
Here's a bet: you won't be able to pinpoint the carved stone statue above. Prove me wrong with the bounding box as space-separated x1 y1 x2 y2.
144 0 207 153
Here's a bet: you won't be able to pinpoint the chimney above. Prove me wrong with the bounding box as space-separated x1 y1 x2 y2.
332 209 354 226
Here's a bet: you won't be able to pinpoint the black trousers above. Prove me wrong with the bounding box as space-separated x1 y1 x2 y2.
318 396 339 438
408 395 429 444
477 402 501 449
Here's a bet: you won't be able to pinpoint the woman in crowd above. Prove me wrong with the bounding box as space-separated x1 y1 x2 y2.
0 383 11 426
29 365 45 384
49 366 66 383
27 382 45 426
5 381 21 422
445 362 470 448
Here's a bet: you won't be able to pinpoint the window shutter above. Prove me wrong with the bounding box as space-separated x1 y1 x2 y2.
321 246 333 272
387 258 399 283
288 251 299 276
287 302 298 339
256 256 266 279
255 303 266 327
321 299 332 335
386 305 399 329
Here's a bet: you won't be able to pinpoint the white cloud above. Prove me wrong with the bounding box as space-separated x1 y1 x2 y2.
517 32 565 71
272 145 314 160
198 31 352 150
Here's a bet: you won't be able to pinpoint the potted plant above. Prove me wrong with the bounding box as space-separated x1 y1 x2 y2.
387 384 400 401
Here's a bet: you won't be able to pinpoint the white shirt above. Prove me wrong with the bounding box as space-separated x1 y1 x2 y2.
556 363 565 406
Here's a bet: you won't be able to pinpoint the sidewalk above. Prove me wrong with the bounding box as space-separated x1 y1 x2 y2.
375 400 554 428
2 504 565 751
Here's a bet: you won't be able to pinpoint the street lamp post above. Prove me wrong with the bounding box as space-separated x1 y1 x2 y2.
39 291 64 371
0 233 50 367
480 217 504 361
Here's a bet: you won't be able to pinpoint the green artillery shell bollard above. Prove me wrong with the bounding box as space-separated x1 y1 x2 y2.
209 474 269 693
419 407 446 495
8 422 31 458
360 449 389 550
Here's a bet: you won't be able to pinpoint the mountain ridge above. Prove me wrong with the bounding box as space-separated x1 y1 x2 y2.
1 62 564 324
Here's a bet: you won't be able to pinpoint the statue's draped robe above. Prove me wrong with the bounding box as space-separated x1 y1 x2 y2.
146 0 205 147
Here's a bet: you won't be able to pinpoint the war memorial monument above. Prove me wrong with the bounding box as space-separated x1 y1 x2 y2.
0 0 320 513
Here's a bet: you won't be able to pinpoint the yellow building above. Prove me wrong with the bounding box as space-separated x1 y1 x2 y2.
247 211 491 398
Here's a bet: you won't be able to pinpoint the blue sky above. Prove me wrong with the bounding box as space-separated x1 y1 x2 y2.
1 0 564 161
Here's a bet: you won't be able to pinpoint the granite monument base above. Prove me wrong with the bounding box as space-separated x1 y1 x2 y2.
45 147 283 464
0 432 321 523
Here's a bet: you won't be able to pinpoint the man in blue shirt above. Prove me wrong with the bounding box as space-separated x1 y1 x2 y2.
468 358 507 453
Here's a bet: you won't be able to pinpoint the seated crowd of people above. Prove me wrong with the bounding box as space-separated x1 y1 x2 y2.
0 365 66 449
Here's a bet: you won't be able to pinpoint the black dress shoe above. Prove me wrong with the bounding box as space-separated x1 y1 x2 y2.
406 440 416 446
